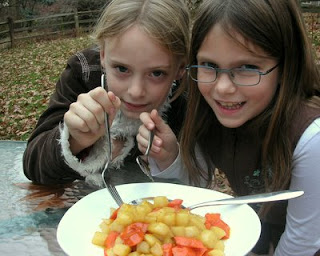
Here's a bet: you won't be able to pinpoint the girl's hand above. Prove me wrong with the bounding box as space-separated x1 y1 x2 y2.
137 109 179 170
64 87 121 155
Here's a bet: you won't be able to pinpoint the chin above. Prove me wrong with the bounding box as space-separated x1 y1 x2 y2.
122 110 141 120
218 118 246 129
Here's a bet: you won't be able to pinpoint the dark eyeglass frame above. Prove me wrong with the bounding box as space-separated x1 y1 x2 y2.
186 63 279 86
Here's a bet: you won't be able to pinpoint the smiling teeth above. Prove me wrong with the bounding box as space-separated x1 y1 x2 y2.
219 102 243 110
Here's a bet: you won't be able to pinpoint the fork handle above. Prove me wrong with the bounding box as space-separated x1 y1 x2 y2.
188 190 304 210
145 130 154 156
101 74 112 160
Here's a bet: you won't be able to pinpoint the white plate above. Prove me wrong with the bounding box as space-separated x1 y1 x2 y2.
57 182 261 256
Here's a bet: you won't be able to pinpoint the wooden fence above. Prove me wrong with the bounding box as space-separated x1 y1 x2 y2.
0 6 319 50
0 9 102 49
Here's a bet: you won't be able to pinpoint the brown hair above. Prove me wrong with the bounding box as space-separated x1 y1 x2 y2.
181 0 320 192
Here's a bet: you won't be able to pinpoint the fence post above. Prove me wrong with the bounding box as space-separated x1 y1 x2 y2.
311 13 314 41
74 9 79 37
7 16 14 48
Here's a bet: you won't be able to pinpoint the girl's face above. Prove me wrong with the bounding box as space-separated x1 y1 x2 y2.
100 25 185 120
197 24 279 128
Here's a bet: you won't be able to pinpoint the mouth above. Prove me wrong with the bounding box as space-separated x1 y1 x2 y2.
217 101 245 110
123 101 148 111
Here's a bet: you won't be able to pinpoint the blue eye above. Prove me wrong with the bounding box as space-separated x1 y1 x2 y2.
151 70 165 78
240 64 258 70
201 62 217 68
116 66 128 73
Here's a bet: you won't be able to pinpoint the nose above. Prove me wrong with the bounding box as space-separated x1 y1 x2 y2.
214 72 237 95
128 76 146 98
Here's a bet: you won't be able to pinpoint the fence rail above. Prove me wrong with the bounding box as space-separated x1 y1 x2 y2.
0 6 319 49
0 9 102 49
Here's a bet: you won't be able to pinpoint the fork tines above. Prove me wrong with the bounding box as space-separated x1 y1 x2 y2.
101 164 124 206
106 178 123 206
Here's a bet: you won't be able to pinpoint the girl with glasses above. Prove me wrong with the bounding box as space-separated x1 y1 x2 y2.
23 0 189 187
137 0 320 255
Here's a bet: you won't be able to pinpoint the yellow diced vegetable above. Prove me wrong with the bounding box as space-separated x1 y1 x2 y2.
148 222 170 237
99 220 111 233
214 240 225 251
162 236 174 244
150 242 163 256
128 252 140 256
106 248 116 256
200 229 218 249
189 215 206 230
136 241 150 253
140 200 154 211
91 231 107 246
110 220 125 233
115 236 124 245
207 249 225 256
162 212 176 226
153 196 169 208
211 226 226 240
171 226 185 237
144 234 161 246
184 226 200 238
176 210 190 226
144 214 157 223
113 243 131 256
117 212 133 226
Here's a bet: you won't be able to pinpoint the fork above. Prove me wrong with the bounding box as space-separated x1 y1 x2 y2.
129 190 304 209
136 130 155 182
101 74 124 206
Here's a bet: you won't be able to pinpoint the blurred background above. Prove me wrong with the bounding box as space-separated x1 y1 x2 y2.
0 0 319 141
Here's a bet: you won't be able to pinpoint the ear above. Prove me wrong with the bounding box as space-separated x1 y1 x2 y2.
175 59 187 80
100 46 106 69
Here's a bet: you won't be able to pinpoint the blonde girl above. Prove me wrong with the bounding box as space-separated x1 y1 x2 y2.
23 0 190 187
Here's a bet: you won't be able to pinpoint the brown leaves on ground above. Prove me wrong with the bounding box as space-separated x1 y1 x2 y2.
303 13 320 65
0 35 94 140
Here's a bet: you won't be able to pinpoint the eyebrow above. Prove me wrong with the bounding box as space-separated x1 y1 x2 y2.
109 58 172 70
196 54 267 67
149 65 172 69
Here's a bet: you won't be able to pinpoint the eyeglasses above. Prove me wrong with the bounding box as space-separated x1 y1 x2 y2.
186 64 279 86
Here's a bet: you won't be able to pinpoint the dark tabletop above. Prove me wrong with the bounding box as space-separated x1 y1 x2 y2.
0 140 180 256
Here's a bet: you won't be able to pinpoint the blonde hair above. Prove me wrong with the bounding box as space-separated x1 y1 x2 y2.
92 0 190 61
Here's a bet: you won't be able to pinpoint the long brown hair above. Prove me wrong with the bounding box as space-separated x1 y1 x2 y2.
181 0 320 191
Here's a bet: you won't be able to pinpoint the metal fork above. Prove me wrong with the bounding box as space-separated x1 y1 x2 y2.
136 130 155 181
101 74 124 206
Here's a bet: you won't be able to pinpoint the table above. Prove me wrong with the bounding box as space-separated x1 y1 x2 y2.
0 140 177 256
